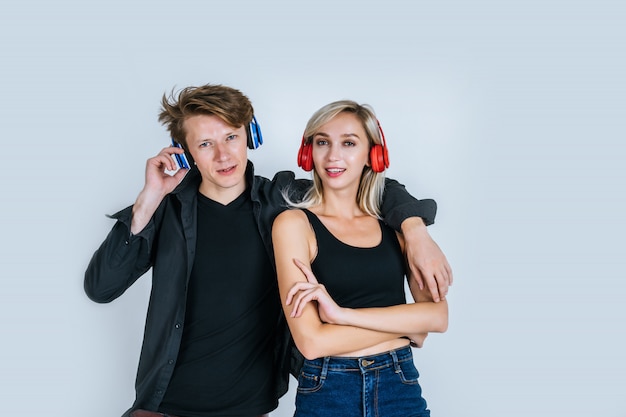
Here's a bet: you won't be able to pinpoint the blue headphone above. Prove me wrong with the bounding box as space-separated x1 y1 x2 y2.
246 115 263 149
172 115 263 170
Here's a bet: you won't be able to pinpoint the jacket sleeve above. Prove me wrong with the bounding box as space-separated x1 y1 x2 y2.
84 205 156 303
264 170 312 218
381 178 437 230
265 172 437 230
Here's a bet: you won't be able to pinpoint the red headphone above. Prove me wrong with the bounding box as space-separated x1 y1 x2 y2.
297 120 389 173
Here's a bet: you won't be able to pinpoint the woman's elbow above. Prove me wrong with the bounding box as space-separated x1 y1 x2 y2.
296 341 324 361
435 317 448 333
299 348 322 361
293 334 327 361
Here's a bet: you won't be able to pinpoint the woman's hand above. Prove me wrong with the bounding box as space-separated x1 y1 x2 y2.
287 259 346 324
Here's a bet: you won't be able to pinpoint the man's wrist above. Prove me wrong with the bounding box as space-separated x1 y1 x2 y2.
400 216 427 234
131 190 163 235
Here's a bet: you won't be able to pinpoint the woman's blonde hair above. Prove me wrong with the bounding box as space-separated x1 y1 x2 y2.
288 100 386 218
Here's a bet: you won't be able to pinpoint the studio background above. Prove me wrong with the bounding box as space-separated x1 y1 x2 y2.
1 1 624 416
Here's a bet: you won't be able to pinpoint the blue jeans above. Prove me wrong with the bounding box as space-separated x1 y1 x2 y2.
294 346 430 417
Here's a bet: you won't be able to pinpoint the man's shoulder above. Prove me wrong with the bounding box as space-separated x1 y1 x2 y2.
250 170 312 208
251 170 297 195
254 170 297 184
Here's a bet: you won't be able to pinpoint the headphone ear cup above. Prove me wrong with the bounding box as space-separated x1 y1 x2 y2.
297 140 314 172
371 119 390 172
246 125 254 149
247 116 264 149
369 144 386 173
383 144 389 169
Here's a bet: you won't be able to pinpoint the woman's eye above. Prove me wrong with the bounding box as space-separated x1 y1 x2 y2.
315 140 328 146
344 141 355 147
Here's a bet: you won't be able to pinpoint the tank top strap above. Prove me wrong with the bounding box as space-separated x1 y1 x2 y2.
301 208 318 225
301 208 331 241
301 209 390 248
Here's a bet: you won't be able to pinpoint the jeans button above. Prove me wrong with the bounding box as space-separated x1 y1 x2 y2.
361 359 375 367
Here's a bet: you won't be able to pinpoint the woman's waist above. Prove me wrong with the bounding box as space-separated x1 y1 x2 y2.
335 338 410 359
304 344 414 371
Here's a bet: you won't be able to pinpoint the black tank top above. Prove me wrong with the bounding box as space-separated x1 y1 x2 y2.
303 209 406 309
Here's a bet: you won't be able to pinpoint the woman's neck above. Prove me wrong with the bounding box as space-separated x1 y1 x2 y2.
313 190 365 220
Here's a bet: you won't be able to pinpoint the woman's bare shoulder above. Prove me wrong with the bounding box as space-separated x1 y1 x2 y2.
273 208 310 231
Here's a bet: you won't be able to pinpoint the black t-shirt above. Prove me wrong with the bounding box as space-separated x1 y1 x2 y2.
159 190 280 417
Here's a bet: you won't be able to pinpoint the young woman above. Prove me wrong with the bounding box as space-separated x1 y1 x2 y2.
272 100 449 417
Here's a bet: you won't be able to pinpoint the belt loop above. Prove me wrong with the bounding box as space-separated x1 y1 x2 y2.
390 349 401 373
320 356 330 381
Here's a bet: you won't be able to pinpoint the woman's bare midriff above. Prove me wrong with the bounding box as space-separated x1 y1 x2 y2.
336 338 410 358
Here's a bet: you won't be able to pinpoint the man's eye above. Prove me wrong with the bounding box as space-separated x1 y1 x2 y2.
226 135 237 141
199 141 210 148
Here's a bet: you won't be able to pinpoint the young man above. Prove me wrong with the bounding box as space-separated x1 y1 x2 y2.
84 84 452 417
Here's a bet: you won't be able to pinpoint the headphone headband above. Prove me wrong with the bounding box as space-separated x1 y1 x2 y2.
297 118 389 172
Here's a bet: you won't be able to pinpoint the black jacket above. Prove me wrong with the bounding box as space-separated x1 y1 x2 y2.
84 161 436 416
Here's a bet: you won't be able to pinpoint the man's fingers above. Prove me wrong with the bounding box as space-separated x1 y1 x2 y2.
446 263 454 285
435 270 449 298
425 275 441 303
156 147 186 171
411 266 425 290
149 153 177 172
172 167 189 182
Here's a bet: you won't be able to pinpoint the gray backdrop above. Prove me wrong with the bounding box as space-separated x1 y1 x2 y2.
1 0 624 416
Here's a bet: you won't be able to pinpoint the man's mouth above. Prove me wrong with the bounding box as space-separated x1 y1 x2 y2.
217 165 237 174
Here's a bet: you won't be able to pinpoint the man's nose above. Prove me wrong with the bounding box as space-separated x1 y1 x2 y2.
214 143 229 160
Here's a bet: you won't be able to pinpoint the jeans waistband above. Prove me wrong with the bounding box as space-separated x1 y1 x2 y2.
304 345 414 372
